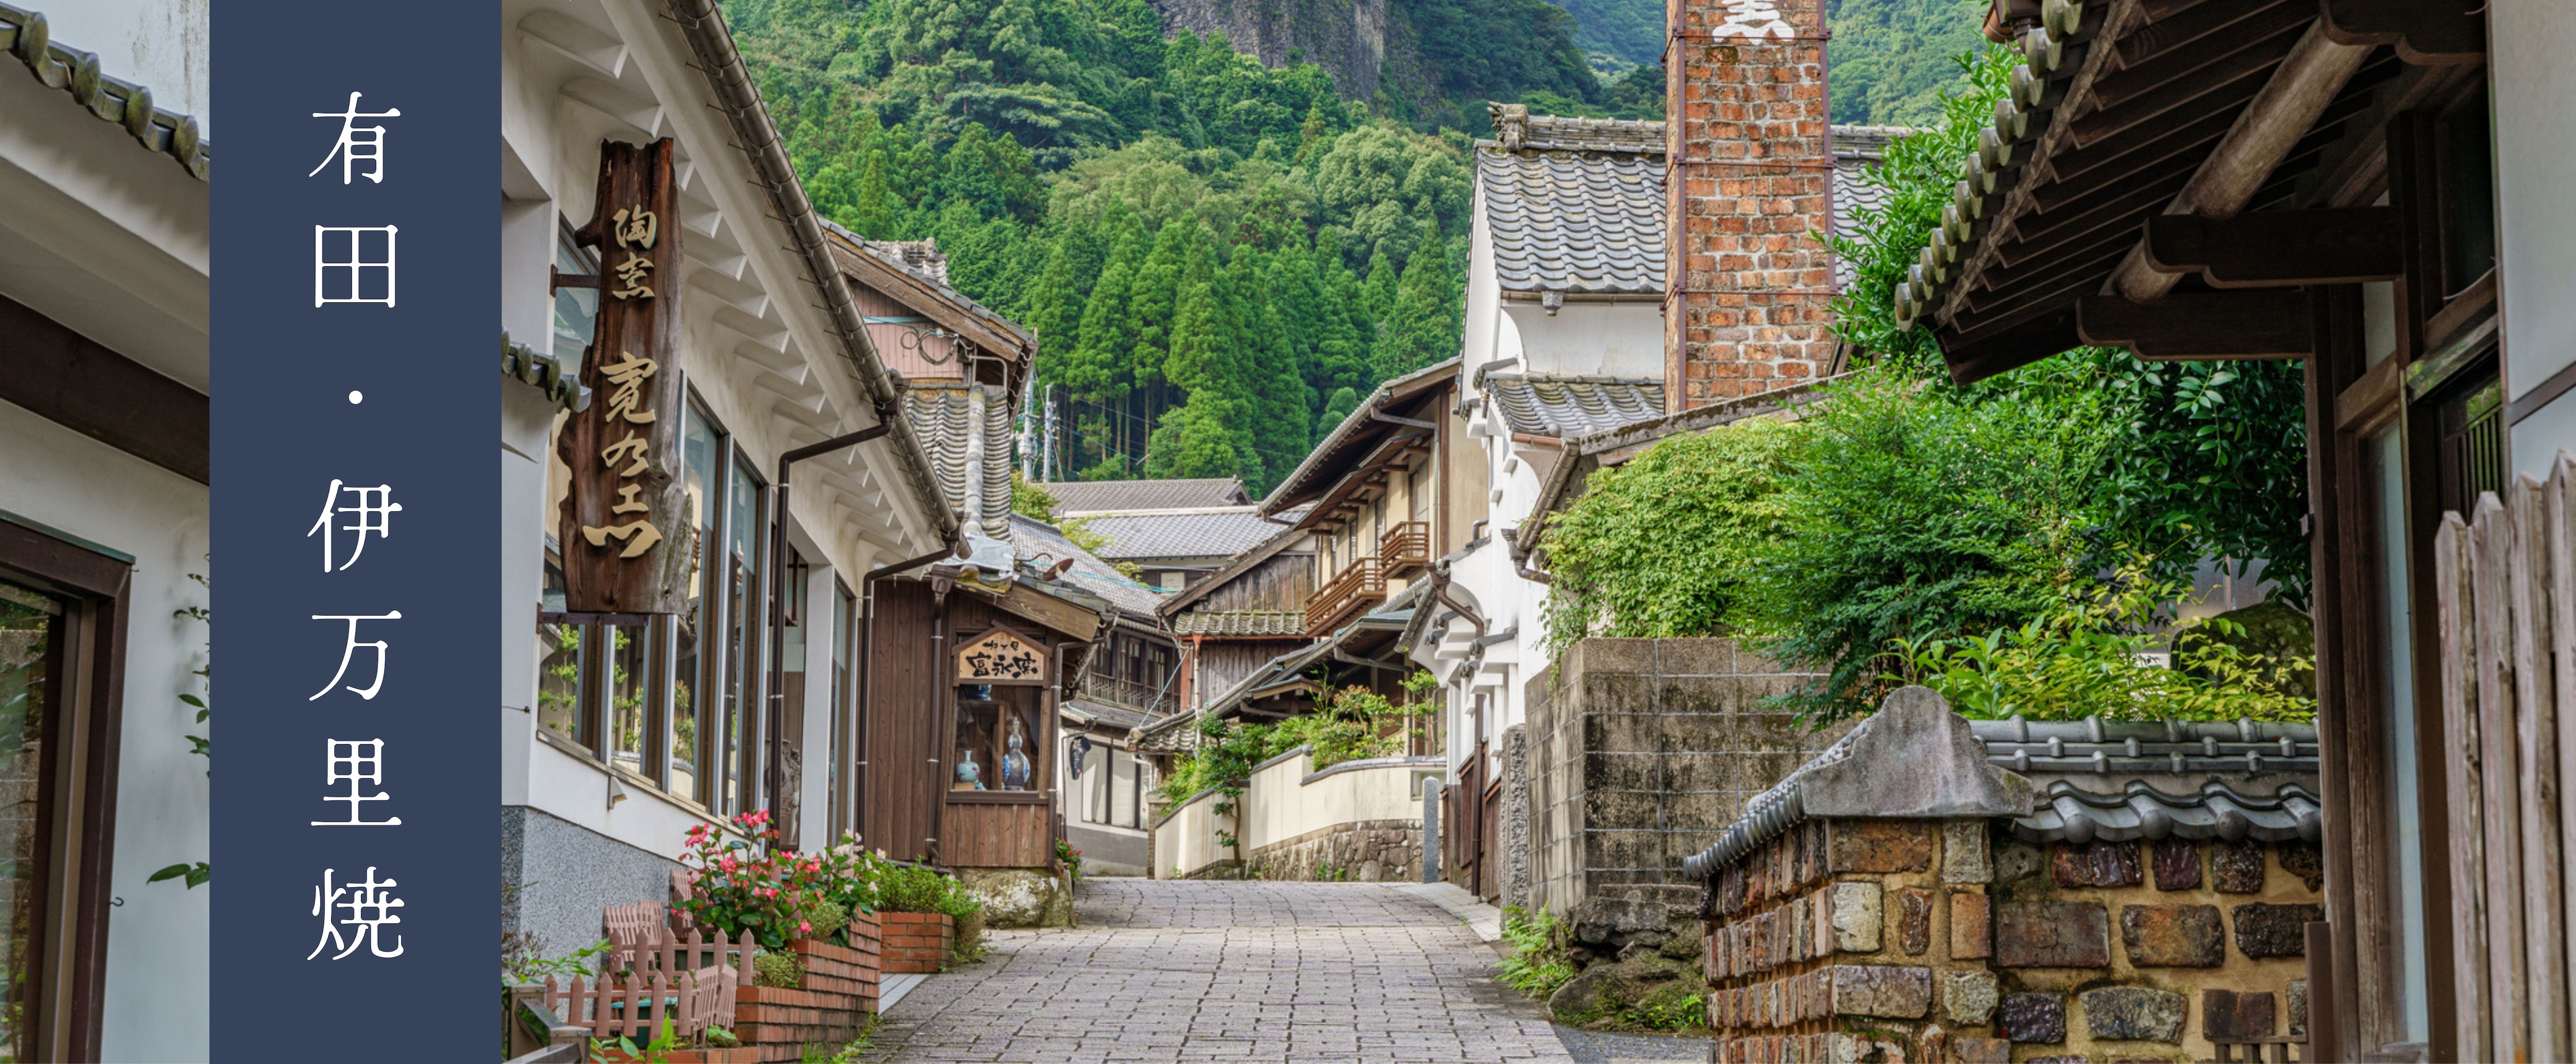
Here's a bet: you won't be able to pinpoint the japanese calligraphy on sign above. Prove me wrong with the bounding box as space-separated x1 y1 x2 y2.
956 628 1046 684
558 138 689 614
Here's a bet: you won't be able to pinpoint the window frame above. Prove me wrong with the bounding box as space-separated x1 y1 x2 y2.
0 515 130 1062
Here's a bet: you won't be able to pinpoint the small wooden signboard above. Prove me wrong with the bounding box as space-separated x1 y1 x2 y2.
956 628 1046 685
558 138 689 614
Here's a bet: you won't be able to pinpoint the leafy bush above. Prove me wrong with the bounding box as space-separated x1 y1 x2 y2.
875 865 982 920
1494 907 1575 999
1739 369 2121 719
1540 416 1808 655
753 951 805 990
1888 565 2315 722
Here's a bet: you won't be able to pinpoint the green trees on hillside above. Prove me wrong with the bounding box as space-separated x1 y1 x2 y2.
725 0 1485 493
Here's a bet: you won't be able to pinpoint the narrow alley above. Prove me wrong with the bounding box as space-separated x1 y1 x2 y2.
864 880 1693 1063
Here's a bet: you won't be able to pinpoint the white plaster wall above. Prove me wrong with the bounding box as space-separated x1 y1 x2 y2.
1151 788 1225 878
1500 302 1664 379
29 0 208 135
0 401 209 1064
2494 0 2576 477
1241 749 1436 851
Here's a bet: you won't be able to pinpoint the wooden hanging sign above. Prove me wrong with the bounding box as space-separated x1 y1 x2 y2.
956 628 1046 684
557 138 689 613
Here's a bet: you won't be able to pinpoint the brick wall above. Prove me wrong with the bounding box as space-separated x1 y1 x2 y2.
881 911 953 974
1703 818 2323 1062
1523 638 1834 940
728 919 883 1063
1664 0 1838 408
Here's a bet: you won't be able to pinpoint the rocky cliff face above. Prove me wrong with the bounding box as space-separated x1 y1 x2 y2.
1152 0 1391 101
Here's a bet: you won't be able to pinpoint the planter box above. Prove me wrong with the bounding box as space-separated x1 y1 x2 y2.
589 1049 764 1064
879 911 953 974
725 923 886 1061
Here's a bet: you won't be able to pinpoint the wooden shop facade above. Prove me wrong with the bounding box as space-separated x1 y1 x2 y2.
1889 0 2573 1059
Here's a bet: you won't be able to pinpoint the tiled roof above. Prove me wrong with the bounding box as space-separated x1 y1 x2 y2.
862 239 948 284
902 383 1014 539
1477 115 1902 296
1484 374 1665 438
1479 147 1667 296
1009 514 1170 617
1046 478 1251 514
1075 507 1282 561
0 5 211 180
1681 687 2321 880
503 333 588 413
1171 610 1304 637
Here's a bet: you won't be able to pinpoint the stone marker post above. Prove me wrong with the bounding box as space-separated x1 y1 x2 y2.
1422 779 1443 884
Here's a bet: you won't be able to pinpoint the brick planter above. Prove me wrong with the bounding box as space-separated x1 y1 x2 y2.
880 911 953 974
726 919 887 1062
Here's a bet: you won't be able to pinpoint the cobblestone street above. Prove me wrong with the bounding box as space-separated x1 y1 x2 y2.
865 879 1580 1062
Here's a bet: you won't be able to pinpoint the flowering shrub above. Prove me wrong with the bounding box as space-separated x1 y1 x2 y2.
676 811 905 948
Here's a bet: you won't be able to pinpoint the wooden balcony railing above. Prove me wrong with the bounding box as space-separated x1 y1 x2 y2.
1303 556 1387 637
1077 672 1176 717
1379 521 1430 577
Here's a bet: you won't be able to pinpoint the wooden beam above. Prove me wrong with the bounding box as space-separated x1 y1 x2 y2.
1939 307 2082 385
2086 9 2310 121
2108 23 2375 303
2320 0 2485 66
2077 290 2314 358
0 293 208 485
2143 207 2400 286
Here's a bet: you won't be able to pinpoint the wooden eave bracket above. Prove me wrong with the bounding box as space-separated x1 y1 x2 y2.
2142 207 2401 287
2319 0 2485 66
2076 289 2313 359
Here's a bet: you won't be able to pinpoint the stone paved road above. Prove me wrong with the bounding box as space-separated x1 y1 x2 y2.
865 878 1579 1062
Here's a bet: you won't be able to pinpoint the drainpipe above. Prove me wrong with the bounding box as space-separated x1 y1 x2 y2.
854 541 959 855
768 420 894 838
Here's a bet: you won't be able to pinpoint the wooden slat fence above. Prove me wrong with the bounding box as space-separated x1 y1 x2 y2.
548 901 756 1042
2434 455 2576 1063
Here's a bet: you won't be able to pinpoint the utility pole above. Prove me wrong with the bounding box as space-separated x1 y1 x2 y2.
1018 383 1037 482
1041 383 1059 484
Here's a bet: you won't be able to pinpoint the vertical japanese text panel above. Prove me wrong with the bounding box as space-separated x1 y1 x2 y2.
210 2 497 1056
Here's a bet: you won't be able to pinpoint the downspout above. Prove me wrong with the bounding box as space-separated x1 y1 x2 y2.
768 421 894 832
1503 526 1552 585
855 542 957 856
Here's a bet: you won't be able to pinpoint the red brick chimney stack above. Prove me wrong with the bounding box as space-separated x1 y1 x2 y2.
1665 0 1839 409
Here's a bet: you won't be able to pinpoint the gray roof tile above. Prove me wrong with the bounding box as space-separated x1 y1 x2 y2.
1046 478 1252 514
902 383 1014 539
1075 508 1281 561
1008 514 1170 617
1484 374 1665 438
1477 117 1901 295
0 6 211 180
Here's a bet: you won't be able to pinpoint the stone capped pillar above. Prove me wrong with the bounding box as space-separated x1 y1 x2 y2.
1665 0 1838 408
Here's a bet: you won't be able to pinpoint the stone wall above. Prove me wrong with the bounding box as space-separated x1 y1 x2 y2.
1523 638 1833 950
1704 818 2322 1063
1250 818 1422 882
502 805 683 960
1499 724 1532 912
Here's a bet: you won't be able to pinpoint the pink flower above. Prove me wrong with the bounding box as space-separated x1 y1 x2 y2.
800 921 812 934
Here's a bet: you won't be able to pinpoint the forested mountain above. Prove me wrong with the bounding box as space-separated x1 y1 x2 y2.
720 0 1977 493
725 0 1505 492
1533 0 1988 127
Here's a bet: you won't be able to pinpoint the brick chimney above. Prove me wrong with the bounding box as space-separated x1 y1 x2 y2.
1665 0 1838 409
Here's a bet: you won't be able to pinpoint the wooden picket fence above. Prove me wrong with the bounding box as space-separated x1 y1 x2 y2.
2434 453 2576 1064
543 902 756 1042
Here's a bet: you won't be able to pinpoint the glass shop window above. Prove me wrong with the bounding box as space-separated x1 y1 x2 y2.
604 622 649 774
2369 427 2432 1050
536 556 587 748
673 401 718 804
830 582 855 842
952 686 1044 794
554 220 600 363
722 454 767 816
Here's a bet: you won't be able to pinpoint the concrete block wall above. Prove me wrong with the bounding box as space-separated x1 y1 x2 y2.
1523 638 1833 934
1703 817 2323 1063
